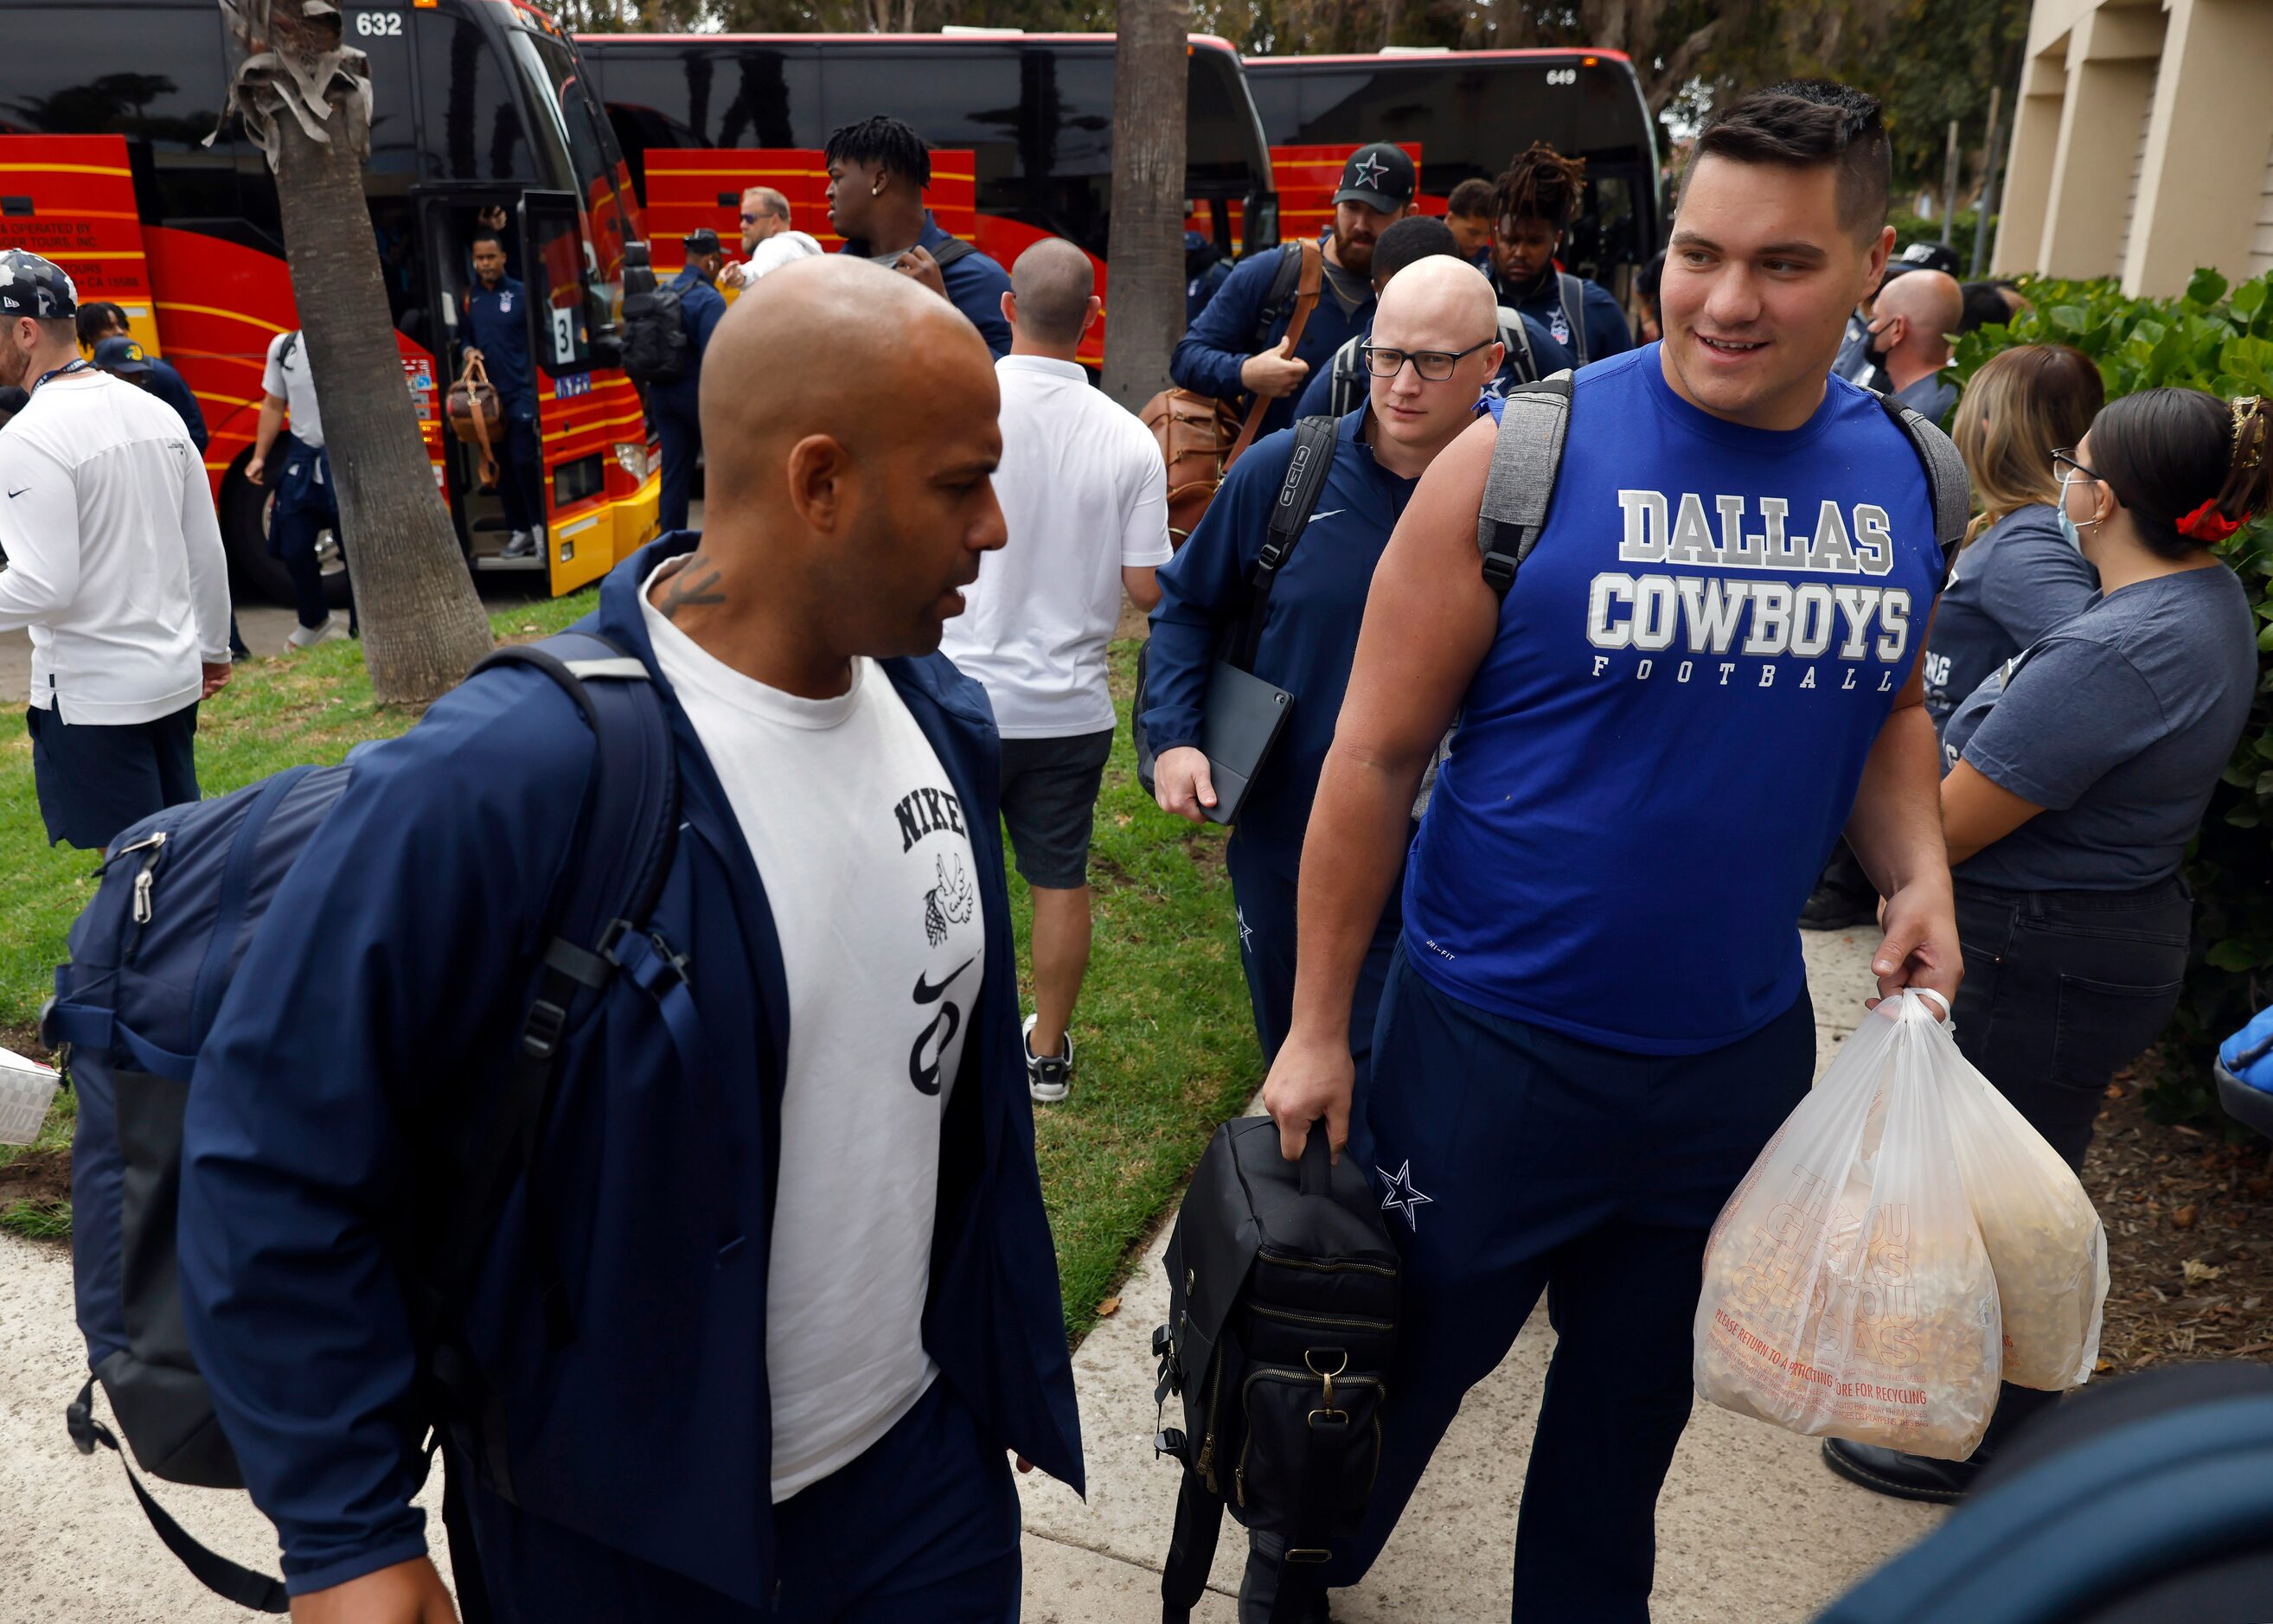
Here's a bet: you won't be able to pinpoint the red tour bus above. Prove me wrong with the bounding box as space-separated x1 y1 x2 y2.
0 0 656 604
573 30 1278 368
1245 48 1664 304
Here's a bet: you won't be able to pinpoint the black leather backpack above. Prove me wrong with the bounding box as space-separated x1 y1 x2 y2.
1152 1118 1399 1623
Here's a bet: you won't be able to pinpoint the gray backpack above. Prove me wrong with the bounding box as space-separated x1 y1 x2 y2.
1412 372 1971 815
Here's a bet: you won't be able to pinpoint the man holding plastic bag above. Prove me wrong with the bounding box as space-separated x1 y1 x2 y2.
1255 80 1960 1622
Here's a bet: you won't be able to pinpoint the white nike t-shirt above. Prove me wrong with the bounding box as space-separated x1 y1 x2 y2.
641 565 985 1500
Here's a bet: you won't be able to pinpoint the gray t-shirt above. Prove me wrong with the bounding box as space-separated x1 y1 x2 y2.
1887 368 1957 426
1923 504 2100 730
1943 565 2257 891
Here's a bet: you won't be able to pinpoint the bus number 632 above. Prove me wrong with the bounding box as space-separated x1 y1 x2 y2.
355 10 404 35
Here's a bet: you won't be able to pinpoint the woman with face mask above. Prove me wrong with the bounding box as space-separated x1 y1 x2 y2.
1828 388 2269 1506
1921 344 2107 728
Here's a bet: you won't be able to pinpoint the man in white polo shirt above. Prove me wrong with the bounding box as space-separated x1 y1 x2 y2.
938 238 1169 1103
0 250 230 850
250 325 355 647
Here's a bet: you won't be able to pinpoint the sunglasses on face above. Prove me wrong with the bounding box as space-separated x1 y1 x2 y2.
1361 337 1496 382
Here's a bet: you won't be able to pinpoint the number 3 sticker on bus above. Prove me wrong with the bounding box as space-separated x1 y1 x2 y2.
550 309 575 367
354 10 403 36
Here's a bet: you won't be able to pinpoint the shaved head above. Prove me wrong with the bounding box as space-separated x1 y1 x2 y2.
1368 256 1503 460
1008 238 1095 346
1874 268 1962 360
1374 253 1499 348
675 255 1007 673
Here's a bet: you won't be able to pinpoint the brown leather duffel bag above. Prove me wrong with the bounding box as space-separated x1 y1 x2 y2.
446 353 502 489
1140 237 1322 547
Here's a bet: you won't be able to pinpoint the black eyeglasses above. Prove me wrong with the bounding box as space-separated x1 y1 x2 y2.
2051 447 2103 483
1361 337 1497 382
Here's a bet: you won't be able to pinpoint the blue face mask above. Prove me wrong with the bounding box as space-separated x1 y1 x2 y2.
2056 469 2091 553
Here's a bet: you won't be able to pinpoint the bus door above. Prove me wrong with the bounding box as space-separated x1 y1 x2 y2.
520 189 616 595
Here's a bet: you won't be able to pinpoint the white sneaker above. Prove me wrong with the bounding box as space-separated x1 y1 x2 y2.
502 530 538 559
1023 1013 1073 1103
285 614 343 650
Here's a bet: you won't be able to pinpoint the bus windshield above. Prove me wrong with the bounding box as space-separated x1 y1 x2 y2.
1247 52 1662 294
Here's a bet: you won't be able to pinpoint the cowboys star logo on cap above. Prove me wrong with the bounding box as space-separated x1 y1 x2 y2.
1333 142 1416 212
1352 151 1388 191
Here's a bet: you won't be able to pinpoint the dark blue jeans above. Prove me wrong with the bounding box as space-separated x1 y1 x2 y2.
650 386 701 534
1327 944 1816 1621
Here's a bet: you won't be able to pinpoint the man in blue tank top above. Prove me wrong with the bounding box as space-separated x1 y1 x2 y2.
1252 81 1962 1622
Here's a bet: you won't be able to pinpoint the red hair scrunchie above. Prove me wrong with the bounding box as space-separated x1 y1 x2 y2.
2178 498 2247 543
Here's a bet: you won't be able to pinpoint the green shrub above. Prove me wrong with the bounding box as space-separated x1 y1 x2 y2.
1888 209 1993 272
1950 268 2273 1122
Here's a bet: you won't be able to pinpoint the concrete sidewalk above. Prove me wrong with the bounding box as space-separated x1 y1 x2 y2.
1015 925 1947 1622
0 928 1940 1621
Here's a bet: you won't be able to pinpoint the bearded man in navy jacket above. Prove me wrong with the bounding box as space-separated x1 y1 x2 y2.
178 257 1082 1622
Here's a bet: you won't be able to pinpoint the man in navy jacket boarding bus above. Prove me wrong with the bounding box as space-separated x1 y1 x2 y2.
177 257 1082 1622
461 227 548 559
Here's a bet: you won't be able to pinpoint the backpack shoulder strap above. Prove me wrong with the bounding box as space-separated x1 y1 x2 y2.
1496 304 1537 387
1234 415 1341 669
1477 374 1574 601
1252 239 1308 348
1160 1466 1227 1622
1557 272 1589 366
1876 394 1970 559
928 236 976 270
1329 334 1365 417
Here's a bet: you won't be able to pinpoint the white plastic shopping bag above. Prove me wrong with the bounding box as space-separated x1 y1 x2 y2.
1940 1028 2109 1390
1694 989 2001 1461
0 1045 60 1146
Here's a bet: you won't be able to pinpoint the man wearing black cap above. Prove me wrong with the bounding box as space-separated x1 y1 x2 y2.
80 310 208 454
650 228 730 534
0 249 230 849
1170 141 1415 442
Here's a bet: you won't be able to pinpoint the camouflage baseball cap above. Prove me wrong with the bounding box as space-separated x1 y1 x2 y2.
0 249 78 319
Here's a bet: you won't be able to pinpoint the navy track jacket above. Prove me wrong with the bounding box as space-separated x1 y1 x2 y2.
1169 233 1375 444
839 210 1013 359
178 535 1083 1603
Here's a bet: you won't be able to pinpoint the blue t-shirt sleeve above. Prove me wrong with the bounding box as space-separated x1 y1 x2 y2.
1172 252 1271 402
947 253 1013 358
1583 282 1633 360
1141 435 1290 751
1975 512 2099 648
1959 637 2165 810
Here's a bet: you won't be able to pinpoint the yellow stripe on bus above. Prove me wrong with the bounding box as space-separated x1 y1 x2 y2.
154 302 289 335
0 163 131 177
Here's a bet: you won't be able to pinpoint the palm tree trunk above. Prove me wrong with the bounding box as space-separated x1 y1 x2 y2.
1101 0 1190 412
223 0 493 705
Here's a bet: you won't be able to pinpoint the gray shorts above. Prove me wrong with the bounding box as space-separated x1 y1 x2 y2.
997 728 1114 890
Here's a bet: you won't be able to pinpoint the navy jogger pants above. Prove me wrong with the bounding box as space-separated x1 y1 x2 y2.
1329 943 1815 1621
1225 828 1402 1090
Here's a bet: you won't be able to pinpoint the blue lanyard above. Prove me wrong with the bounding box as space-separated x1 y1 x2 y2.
31 357 92 392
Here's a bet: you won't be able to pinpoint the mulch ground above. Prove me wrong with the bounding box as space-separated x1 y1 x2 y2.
0 1146 68 1206
2086 1053 2273 1372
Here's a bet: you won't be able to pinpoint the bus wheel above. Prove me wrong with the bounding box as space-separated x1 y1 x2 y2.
218 455 355 611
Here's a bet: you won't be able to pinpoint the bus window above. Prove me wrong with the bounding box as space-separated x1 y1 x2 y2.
349 3 418 184
816 46 1023 157
524 195 594 378
512 26 631 298
414 10 535 183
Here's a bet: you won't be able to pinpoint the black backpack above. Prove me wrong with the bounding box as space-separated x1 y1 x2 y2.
1152 1119 1399 1622
621 278 689 387
50 631 680 1613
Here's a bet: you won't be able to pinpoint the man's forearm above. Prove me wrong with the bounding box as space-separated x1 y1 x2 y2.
1844 703 1949 898
1287 745 1418 1046
253 400 286 467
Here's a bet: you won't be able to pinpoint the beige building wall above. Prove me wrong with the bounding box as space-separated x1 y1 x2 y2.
1994 0 2273 297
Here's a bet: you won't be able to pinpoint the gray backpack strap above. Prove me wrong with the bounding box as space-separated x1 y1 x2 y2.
1476 371 1575 600
1329 334 1365 417
1556 272 1588 366
1496 304 1537 387
1877 395 1970 560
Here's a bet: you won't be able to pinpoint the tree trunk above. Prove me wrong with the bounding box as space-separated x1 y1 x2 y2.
1101 0 1190 412
232 2 496 705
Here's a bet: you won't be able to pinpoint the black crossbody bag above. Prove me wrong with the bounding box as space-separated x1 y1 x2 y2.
1134 414 1341 822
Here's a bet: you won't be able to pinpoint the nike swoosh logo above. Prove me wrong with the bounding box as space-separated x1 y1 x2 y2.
912 956 976 1004
1307 508 1346 525
4 489 26 500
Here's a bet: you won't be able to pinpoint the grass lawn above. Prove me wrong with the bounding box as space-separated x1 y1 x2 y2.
0 604 1258 1343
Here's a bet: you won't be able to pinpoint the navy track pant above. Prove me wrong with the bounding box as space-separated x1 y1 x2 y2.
449 1378 1021 1621
1329 943 1815 1621
1225 828 1402 1090
651 387 701 535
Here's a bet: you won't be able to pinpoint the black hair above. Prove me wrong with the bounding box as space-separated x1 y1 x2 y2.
1636 248 1666 309
469 227 506 253
74 301 129 348
1959 280 2014 333
1689 80 1892 238
1445 177 1496 220
1371 214 1460 287
1494 142 1586 232
823 116 932 189
2092 387 2273 559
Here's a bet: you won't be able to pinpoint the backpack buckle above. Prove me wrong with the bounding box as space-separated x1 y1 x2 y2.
520 999 568 1061
66 1386 97 1454
1153 1427 1187 1461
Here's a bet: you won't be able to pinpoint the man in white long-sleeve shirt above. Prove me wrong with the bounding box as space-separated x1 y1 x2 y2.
0 250 231 849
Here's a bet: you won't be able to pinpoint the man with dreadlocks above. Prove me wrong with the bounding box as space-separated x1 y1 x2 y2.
1484 141 1634 367
826 114 1014 358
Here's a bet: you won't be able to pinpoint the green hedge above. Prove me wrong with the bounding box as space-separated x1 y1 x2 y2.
1950 268 2273 1122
